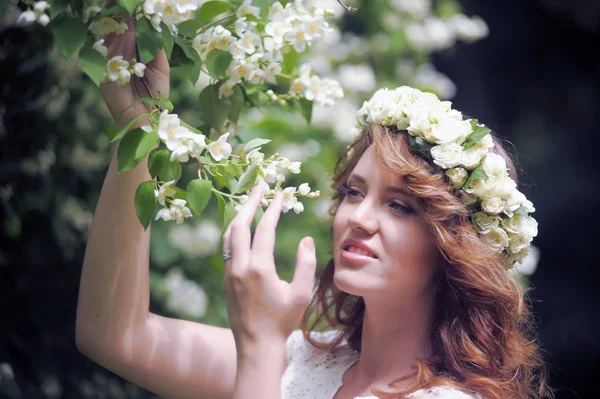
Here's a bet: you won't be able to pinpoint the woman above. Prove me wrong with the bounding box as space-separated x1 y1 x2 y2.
76 27 551 399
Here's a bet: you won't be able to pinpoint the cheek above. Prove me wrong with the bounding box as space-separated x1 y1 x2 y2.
385 223 440 280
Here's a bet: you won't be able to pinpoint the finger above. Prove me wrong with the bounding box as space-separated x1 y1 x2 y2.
290 237 317 306
229 188 263 275
251 191 284 269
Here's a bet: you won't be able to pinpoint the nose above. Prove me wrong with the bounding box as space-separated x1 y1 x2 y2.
347 197 378 235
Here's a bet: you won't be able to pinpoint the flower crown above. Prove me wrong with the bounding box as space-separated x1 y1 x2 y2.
355 87 537 267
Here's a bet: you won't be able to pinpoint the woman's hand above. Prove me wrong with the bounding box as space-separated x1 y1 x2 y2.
98 2 170 123
222 188 317 348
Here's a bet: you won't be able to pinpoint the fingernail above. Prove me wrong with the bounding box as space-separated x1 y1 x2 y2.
303 237 314 251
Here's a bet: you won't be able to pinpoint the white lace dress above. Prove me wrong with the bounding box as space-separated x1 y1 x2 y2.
281 330 482 399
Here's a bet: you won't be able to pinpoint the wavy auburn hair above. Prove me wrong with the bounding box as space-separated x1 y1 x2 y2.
300 124 552 399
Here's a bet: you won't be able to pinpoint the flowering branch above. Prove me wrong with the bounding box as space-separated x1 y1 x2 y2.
335 0 357 12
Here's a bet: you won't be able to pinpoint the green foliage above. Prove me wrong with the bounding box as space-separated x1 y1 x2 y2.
135 181 157 230
148 148 170 178
135 17 164 64
117 0 139 15
234 164 258 193
79 47 106 86
158 157 183 182
186 179 213 216
463 119 492 150
171 36 202 83
51 14 87 59
198 1 234 23
228 84 244 123
463 164 489 190
198 84 230 131
111 113 148 143
206 50 233 78
117 128 159 173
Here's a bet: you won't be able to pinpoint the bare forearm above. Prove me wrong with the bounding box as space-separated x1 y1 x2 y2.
75 115 153 358
233 340 287 399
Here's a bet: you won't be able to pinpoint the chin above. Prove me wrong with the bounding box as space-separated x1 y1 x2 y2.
332 262 367 296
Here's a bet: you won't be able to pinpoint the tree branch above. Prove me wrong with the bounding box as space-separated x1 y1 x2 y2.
336 0 357 12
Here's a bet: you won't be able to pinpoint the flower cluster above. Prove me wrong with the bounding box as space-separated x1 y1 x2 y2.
143 0 205 33
105 56 146 86
290 64 344 106
145 109 319 221
404 15 488 51
163 268 208 318
191 1 343 105
18 1 50 26
356 86 537 266
89 16 128 37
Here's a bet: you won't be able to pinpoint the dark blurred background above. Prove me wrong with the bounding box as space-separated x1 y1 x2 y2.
1 0 599 398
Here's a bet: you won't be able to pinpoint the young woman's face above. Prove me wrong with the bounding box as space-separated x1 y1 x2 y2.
332 146 441 302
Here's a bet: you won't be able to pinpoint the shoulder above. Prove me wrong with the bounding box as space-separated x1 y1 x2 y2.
409 386 484 399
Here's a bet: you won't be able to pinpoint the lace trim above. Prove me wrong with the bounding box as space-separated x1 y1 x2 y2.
282 330 482 399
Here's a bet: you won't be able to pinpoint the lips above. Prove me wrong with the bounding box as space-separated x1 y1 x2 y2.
341 239 378 259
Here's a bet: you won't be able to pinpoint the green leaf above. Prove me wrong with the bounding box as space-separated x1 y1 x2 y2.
177 19 202 37
356 114 368 129
134 181 157 230
252 206 263 229
111 113 148 143
234 165 258 194
463 119 492 150
282 48 299 74
171 37 202 83
186 179 213 216
223 201 236 230
135 17 163 64
206 50 233 78
295 98 313 124
228 85 244 123
95 3 127 19
117 0 138 15
215 192 226 225
243 138 271 153
198 84 231 131
159 158 182 182
407 135 434 157
148 148 170 178
117 128 159 173
159 92 174 112
436 0 462 18
198 1 234 23
51 14 87 59
79 47 106 86
160 23 174 58
462 164 489 190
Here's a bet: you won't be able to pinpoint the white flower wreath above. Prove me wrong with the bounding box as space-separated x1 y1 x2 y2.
355 87 537 267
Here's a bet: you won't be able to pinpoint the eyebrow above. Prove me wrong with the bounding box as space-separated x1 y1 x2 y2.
348 173 411 196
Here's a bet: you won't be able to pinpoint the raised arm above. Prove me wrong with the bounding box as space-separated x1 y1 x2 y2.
75 20 238 399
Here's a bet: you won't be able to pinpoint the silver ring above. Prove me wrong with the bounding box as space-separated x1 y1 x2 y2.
222 250 232 261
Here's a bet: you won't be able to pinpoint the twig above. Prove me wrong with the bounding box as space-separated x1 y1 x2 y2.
336 0 357 12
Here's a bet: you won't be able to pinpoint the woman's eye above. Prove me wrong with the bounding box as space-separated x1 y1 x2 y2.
340 184 361 198
390 202 412 214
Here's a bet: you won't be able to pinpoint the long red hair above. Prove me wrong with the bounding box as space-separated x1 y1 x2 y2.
301 124 552 399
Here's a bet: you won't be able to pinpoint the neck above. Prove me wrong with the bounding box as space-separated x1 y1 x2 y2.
349 292 436 390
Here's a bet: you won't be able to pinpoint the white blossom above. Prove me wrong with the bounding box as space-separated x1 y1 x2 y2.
155 199 193 224
298 183 311 195
154 180 177 206
92 39 108 57
207 133 232 161
133 62 146 77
